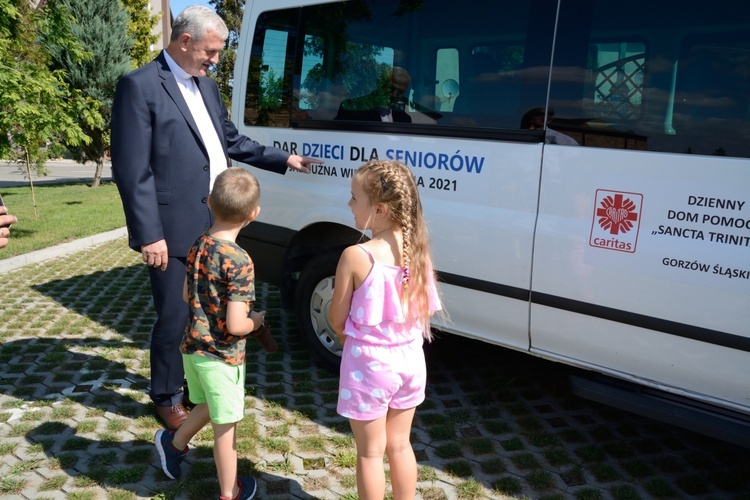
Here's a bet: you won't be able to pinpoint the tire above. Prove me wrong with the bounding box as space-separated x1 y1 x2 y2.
294 251 344 373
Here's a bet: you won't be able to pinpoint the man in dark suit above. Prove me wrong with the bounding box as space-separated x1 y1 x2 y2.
335 66 412 123
111 5 316 430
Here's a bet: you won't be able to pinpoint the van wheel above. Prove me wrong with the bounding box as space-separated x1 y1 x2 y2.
294 251 343 373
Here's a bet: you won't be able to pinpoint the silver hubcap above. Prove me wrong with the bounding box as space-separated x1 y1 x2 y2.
308 275 343 357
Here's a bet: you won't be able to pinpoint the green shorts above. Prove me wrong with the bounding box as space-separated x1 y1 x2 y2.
182 354 246 425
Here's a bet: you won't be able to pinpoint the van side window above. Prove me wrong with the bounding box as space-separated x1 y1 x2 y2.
449 44 527 127
586 42 646 122
243 0 555 133
550 0 750 157
671 34 750 156
243 9 298 127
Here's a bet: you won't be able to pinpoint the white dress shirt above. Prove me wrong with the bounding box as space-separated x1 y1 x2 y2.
164 51 227 190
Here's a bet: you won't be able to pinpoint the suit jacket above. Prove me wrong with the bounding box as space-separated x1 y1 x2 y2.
111 51 290 257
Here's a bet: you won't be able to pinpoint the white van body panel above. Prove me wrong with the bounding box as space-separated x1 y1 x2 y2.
532 312 750 413
241 125 544 351
433 285 532 351
533 145 750 328
532 146 748 328
531 146 750 411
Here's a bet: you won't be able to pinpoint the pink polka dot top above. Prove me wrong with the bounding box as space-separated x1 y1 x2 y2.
344 245 441 347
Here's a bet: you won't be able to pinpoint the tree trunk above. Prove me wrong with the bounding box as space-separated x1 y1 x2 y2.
92 158 103 188
23 149 38 220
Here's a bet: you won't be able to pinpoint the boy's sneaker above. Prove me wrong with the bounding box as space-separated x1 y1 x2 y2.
235 475 257 499
155 429 187 479
250 321 278 353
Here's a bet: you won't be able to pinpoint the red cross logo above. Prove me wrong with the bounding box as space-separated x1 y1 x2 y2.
596 193 639 235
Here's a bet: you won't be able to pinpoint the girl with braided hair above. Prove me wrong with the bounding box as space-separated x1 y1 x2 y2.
329 159 442 499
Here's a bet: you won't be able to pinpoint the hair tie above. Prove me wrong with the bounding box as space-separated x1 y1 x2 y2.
380 176 389 192
401 266 410 287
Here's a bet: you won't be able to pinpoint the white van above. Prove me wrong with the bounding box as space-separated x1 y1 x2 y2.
231 0 750 445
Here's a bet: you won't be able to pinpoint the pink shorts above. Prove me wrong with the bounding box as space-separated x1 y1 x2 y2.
337 338 426 421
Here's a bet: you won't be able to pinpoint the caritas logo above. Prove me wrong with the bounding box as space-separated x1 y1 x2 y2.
589 189 643 253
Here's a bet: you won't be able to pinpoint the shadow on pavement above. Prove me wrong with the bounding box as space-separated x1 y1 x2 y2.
23 421 309 498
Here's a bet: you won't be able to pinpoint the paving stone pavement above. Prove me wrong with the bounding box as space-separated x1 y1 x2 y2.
0 237 749 499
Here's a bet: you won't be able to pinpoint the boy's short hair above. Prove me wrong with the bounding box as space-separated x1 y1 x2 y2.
209 167 260 223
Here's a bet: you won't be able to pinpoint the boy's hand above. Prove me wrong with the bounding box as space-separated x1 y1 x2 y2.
248 309 266 331
248 311 278 353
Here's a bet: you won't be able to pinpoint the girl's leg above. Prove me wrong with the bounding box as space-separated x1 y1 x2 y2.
172 402 210 449
385 407 417 499
350 416 388 500
212 421 239 499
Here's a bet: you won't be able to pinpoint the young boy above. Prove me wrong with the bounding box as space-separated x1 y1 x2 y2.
155 167 275 500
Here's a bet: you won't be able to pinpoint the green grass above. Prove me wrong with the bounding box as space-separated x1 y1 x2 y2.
0 181 124 259
456 478 485 499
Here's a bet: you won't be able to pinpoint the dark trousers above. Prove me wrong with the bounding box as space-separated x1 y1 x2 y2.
148 256 188 407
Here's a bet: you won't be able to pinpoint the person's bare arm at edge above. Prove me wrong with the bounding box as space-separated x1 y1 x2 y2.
0 206 17 250
142 239 168 271
286 155 322 174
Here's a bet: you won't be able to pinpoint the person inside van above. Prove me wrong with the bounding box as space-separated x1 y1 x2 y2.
452 51 498 117
335 66 412 123
520 107 579 145
450 51 521 127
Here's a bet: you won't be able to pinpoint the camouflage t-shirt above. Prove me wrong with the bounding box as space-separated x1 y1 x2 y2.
181 232 255 365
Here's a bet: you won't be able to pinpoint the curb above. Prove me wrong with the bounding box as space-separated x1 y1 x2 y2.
0 226 128 273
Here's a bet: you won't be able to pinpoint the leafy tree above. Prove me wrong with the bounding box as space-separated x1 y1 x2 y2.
254 69 284 126
209 0 245 108
295 1 376 106
122 0 160 68
0 0 101 217
47 0 132 187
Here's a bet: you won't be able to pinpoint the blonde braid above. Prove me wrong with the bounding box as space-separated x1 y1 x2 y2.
397 169 414 288
401 212 412 287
